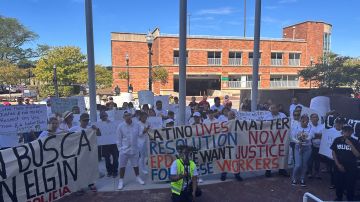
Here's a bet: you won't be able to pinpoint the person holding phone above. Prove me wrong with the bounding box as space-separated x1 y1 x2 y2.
331 125 360 201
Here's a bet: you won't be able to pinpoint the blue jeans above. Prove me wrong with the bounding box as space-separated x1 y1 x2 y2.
292 144 312 181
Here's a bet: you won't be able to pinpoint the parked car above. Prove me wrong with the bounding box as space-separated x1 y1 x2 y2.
5 85 17 93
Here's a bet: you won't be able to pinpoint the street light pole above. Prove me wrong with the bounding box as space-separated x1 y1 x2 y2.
251 0 261 112
126 53 130 92
53 65 59 98
146 32 154 91
179 0 187 125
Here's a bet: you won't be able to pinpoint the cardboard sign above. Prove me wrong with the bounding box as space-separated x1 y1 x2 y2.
138 90 154 106
325 115 360 137
147 117 163 129
51 98 78 114
71 96 86 113
319 129 341 159
310 96 330 118
0 129 99 202
113 93 133 107
148 118 290 181
0 105 47 134
154 95 170 111
237 111 270 121
95 121 121 145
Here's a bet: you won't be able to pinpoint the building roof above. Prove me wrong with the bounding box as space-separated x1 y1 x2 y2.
282 21 332 29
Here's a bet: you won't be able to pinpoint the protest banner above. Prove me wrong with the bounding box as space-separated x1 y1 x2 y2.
237 111 270 121
148 117 163 129
0 105 47 134
113 93 133 107
138 91 154 106
325 115 360 136
51 98 78 114
148 118 290 181
0 129 99 202
154 95 170 110
95 121 121 145
319 129 341 159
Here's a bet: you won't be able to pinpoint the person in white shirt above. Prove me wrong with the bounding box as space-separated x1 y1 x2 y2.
289 97 304 119
203 110 218 125
154 100 168 118
138 112 151 174
189 112 202 125
98 111 119 178
289 109 301 165
210 97 224 115
46 99 53 118
264 104 289 178
217 107 231 123
59 111 74 133
164 119 175 128
308 113 324 179
38 117 61 139
291 114 314 187
117 111 145 190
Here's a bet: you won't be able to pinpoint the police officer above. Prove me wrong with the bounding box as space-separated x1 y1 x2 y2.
170 145 199 202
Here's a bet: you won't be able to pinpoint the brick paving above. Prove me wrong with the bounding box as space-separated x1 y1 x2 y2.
58 171 347 202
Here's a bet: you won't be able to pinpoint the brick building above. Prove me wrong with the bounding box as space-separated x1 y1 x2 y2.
111 21 332 95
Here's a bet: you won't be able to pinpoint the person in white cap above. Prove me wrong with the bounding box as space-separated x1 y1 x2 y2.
59 111 74 132
117 110 145 189
189 112 202 125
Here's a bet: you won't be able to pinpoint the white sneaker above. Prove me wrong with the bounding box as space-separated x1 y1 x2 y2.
117 179 124 190
136 176 145 185
198 178 204 183
142 169 149 174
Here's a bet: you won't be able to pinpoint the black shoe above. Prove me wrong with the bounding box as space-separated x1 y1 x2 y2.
279 169 290 177
220 173 227 181
265 170 272 178
235 174 243 181
300 180 307 187
291 179 297 186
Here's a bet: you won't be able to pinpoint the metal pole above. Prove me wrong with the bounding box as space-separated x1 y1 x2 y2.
188 13 191 36
148 45 152 91
85 0 97 122
126 59 129 92
244 0 246 38
179 0 187 125
53 65 59 98
251 0 261 111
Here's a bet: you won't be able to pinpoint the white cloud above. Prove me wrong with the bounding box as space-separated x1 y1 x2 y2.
196 7 236 15
278 0 298 4
265 6 278 10
191 16 215 21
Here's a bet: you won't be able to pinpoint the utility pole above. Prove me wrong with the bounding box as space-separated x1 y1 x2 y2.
251 0 261 111
179 0 187 125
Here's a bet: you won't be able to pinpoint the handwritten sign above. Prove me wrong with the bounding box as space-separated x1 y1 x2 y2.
154 95 170 110
237 111 270 120
319 129 341 159
0 105 47 134
71 96 86 113
51 98 78 114
138 90 154 106
148 118 290 181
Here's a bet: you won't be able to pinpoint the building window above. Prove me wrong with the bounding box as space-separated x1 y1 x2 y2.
323 33 331 54
173 50 188 65
228 52 242 66
270 75 299 88
248 52 261 66
289 53 301 66
227 75 260 88
208 51 222 65
271 52 283 66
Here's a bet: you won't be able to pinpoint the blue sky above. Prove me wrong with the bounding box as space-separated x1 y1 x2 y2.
1 0 359 66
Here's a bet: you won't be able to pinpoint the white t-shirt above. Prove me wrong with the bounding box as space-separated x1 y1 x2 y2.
155 108 168 117
289 104 304 118
263 112 286 121
69 125 90 133
138 121 150 148
291 124 314 146
210 104 224 112
290 119 300 143
170 159 199 191
310 123 325 147
59 122 73 133
38 129 62 139
217 115 228 122
117 121 143 155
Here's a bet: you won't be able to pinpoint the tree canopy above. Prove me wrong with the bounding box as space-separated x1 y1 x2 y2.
0 60 28 85
299 53 360 92
0 16 48 63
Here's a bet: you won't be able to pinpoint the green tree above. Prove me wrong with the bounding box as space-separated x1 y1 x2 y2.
33 46 87 97
0 60 28 85
0 16 48 63
152 66 169 84
299 53 360 91
78 65 113 89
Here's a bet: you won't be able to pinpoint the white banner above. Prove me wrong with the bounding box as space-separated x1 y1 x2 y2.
51 98 78 114
95 121 121 145
237 111 270 121
319 129 341 159
138 91 154 106
0 129 99 202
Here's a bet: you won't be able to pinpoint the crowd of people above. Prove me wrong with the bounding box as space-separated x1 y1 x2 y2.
2 94 360 201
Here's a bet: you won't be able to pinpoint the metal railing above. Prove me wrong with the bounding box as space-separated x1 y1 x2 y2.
270 80 299 88
248 58 261 66
173 57 188 65
271 59 283 66
303 192 323 202
289 59 300 66
228 58 242 66
226 81 259 88
208 58 221 65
